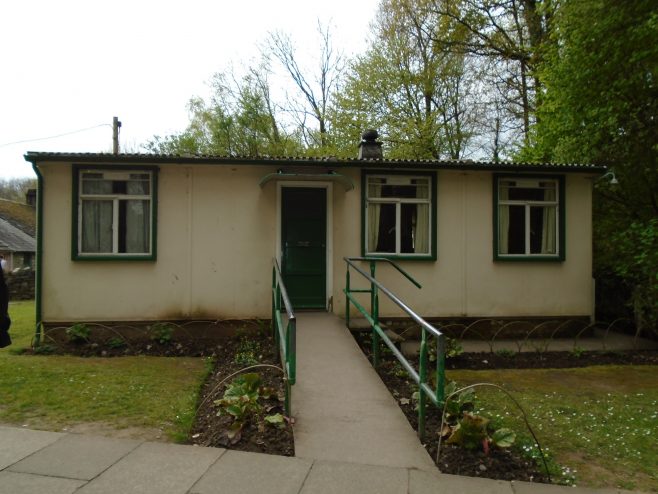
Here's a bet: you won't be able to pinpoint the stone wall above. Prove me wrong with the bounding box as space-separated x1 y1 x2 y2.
6 268 35 300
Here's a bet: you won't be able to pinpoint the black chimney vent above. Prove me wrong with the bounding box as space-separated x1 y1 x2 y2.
358 129 383 160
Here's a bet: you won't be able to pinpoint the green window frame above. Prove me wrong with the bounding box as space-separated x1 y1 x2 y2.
361 170 437 261
493 174 565 262
72 165 158 261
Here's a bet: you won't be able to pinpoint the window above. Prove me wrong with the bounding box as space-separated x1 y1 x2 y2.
495 175 564 260
73 167 157 260
363 172 436 259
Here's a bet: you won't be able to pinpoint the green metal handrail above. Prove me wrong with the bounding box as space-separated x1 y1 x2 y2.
344 257 445 438
272 258 296 416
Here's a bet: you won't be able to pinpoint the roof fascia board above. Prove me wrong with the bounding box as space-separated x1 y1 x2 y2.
24 152 607 174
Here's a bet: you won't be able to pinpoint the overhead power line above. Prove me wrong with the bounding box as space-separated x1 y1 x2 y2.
0 124 112 148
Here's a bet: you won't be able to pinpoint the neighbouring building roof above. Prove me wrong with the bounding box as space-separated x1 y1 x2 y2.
0 198 36 237
0 217 35 253
24 151 607 174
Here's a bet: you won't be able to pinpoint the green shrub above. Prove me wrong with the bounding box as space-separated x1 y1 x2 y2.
149 322 174 345
66 323 91 344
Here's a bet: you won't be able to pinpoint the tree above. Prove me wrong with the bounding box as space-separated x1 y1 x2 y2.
531 0 658 331
332 0 481 160
146 63 302 157
428 0 553 145
0 178 37 202
266 22 345 152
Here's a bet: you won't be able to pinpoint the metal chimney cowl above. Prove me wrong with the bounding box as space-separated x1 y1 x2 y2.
358 129 383 160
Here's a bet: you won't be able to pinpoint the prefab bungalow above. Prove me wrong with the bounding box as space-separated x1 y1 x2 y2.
24 135 604 331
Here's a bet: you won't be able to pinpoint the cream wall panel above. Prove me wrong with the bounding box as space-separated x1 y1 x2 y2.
40 163 278 322
333 170 594 319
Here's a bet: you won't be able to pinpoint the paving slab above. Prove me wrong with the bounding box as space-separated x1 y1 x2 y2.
190 450 312 494
410 470 514 494
77 442 224 494
8 433 141 480
0 471 86 494
299 460 408 494
294 313 436 471
0 426 63 470
512 480 620 494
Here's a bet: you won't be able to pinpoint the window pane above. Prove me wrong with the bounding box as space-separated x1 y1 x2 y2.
119 200 150 253
367 177 429 200
367 178 385 198
127 178 150 195
374 203 396 253
400 203 429 254
367 202 381 253
499 205 525 254
82 178 113 195
530 205 556 254
381 184 417 198
81 200 113 253
507 186 545 201
501 180 556 202
401 203 414 253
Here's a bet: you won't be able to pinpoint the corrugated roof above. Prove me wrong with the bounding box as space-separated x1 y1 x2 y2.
24 151 606 173
0 199 36 237
0 218 35 253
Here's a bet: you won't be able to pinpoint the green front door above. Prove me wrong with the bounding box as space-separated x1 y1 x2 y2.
281 187 326 309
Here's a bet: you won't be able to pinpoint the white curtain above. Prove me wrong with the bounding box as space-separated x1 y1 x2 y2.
82 201 113 252
81 179 113 253
498 185 509 254
414 183 429 253
367 181 381 253
541 186 557 254
125 180 150 253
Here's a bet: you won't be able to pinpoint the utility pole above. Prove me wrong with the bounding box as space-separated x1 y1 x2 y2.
112 116 121 154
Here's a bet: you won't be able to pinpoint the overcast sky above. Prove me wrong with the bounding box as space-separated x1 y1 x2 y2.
0 0 379 178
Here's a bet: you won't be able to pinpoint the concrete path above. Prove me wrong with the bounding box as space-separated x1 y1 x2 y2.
0 425 642 494
292 312 435 471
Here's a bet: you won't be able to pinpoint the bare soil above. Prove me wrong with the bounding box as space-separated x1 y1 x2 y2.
187 332 294 456
446 349 658 370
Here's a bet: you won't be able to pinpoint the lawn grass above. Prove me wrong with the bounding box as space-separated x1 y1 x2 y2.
447 367 658 492
0 301 210 441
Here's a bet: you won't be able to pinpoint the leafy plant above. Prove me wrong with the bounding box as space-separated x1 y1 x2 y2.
611 219 658 336
264 413 285 427
234 337 261 365
66 323 91 344
440 383 516 455
445 337 463 359
428 336 463 362
149 322 174 345
442 381 475 418
390 362 407 378
446 412 490 450
214 373 263 444
107 337 127 349
571 346 585 358
495 348 516 358
32 343 56 355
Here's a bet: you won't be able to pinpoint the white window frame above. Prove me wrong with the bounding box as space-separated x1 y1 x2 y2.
496 175 563 260
364 173 434 258
75 168 156 259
